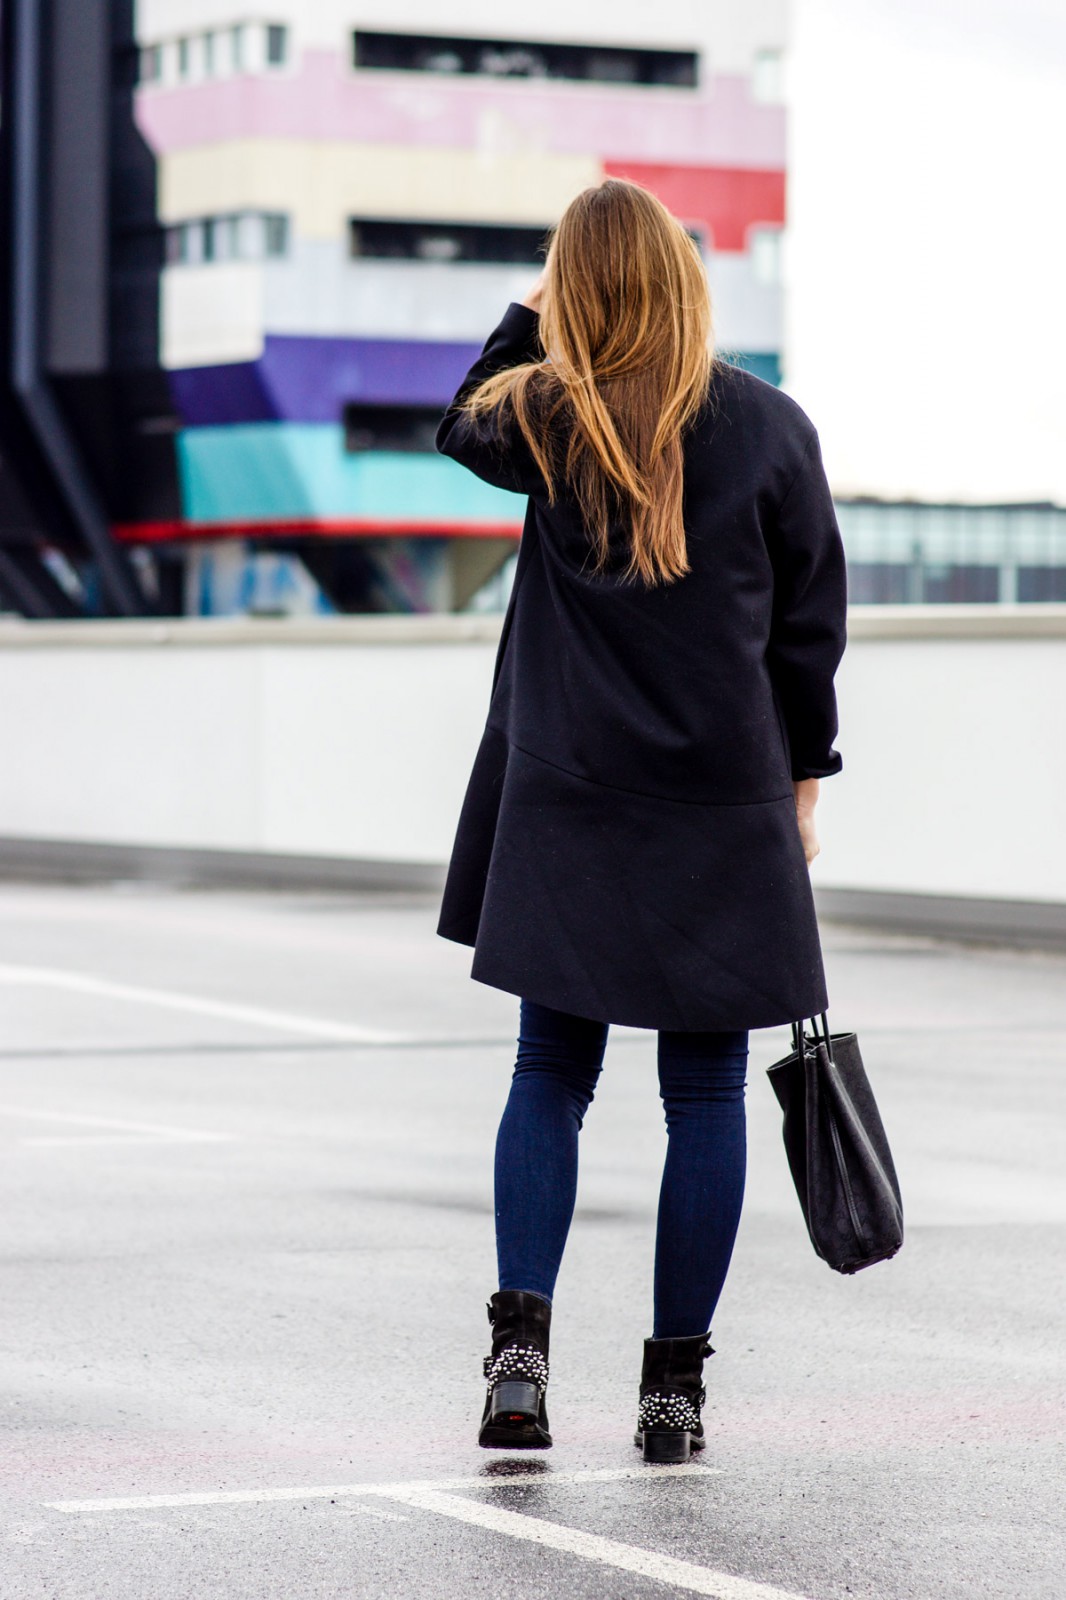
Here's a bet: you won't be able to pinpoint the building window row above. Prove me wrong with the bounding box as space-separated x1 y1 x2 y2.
347 216 774 267
847 561 1066 605
349 218 552 265
352 30 699 88
836 500 1066 604
165 212 290 265
140 21 289 85
163 211 773 269
140 26 784 99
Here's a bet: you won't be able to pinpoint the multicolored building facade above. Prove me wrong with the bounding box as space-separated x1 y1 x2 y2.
132 2 790 612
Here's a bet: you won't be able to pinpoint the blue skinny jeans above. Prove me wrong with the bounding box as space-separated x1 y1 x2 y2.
494 998 749 1338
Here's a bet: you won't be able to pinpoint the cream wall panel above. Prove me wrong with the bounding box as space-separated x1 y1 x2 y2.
159 140 602 239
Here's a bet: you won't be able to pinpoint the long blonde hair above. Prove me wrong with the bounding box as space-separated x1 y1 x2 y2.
459 178 717 585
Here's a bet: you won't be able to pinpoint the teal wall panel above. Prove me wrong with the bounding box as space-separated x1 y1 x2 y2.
177 423 525 523
721 351 782 387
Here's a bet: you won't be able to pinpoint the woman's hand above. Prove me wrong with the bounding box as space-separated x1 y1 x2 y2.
793 778 821 865
522 268 547 312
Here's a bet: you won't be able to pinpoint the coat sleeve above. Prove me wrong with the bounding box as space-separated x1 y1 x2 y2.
765 426 848 780
435 302 547 497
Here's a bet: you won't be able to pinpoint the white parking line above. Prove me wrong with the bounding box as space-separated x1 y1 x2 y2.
45 1464 810 1600
388 1486 810 1600
0 1105 236 1146
0 964 405 1045
47 1464 713 1512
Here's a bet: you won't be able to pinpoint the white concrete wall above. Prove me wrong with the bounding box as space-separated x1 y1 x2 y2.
818 608 1066 903
250 247 781 353
162 262 266 366
0 618 496 864
0 606 1064 902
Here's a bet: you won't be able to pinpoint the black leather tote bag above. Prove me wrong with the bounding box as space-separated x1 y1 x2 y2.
766 1011 904 1274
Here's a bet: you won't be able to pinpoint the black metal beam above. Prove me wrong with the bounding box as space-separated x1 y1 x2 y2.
6 0 150 611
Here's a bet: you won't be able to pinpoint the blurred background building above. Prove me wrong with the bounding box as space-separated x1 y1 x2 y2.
136 0 790 615
0 1 1063 618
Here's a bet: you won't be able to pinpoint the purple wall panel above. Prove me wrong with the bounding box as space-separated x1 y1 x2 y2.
170 334 777 427
170 334 480 426
168 362 276 425
260 334 473 416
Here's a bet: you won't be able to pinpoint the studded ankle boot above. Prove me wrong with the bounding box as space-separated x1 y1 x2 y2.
633 1333 714 1463
478 1289 552 1450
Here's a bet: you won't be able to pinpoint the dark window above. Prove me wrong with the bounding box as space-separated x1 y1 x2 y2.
231 24 245 70
164 225 186 266
352 30 698 88
139 44 163 83
343 405 445 454
203 31 215 75
177 37 191 77
266 24 289 65
263 214 289 257
200 216 237 261
845 561 911 604
349 218 550 265
921 564 1000 603
1017 565 1066 602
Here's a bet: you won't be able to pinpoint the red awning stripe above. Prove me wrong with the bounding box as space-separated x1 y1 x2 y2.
113 517 523 545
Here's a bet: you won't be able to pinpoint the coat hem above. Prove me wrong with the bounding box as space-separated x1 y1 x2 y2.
466 960 826 1034
437 732 831 1034
437 920 476 951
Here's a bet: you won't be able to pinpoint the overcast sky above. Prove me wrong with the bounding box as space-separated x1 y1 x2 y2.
783 0 1065 503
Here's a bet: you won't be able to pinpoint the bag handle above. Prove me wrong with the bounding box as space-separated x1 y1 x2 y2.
792 1010 833 1063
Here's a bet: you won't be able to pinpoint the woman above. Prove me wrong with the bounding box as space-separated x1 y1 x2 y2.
435 179 847 1463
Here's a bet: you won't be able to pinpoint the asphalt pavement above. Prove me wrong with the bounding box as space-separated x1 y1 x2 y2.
0 879 1063 1599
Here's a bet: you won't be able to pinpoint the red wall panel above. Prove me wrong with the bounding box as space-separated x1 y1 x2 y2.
602 160 785 252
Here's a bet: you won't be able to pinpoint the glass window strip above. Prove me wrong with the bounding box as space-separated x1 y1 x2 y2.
351 29 698 88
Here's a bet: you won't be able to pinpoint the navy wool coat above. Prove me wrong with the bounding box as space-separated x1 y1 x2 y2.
435 302 847 1031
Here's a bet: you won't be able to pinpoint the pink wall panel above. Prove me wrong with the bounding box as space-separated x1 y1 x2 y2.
603 160 785 251
136 48 786 171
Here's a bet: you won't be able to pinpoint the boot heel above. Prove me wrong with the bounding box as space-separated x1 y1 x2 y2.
491 1381 540 1421
633 1335 713 1462
478 1292 553 1450
642 1430 692 1464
